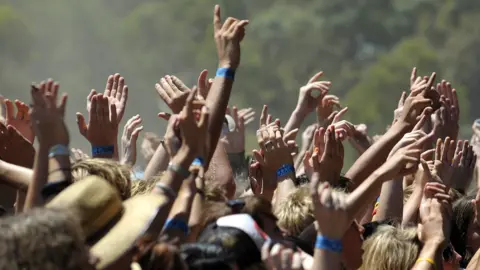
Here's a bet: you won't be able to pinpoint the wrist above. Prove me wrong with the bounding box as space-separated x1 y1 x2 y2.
218 62 237 71
423 238 446 249
172 146 197 166
315 234 343 252
293 107 309 119
390 120 413 134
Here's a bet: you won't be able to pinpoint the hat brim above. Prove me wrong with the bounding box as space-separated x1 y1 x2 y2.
91 193 168 269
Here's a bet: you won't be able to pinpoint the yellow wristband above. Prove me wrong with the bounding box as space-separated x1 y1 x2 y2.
416 258 435 269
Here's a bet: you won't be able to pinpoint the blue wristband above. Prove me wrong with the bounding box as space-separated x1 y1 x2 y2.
315 235 343 253
163 218 189 235
92 145 114 156
48 144 70 158
192 157 204 166
276 164 295 178
168 162 191 179
216 67 235 80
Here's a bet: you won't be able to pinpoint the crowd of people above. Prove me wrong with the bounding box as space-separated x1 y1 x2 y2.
1 4 480 270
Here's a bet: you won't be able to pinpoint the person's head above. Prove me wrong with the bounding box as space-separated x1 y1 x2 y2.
196 214 268 269
47 176 168 270
451 194 480 267
443 243 463 270
131 178 156 197
276 186 314 236
359 225 420 270
134 242 187 270
72 158 132 200
203 196 282 241
0 208 93 270
181 243 238 270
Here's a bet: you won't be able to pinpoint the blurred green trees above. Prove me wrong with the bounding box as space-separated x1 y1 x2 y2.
0 0 479 166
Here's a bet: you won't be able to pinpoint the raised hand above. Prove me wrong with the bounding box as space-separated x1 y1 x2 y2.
253 122 293 171
141 132 162 162
223 106 249 154
310 181 349 239
393 91 407 123
155 75 192 114
213 5 249 69
417 183 452 248
451 140 476 191
238 107 255 126
310 125 344 185
389 114 428 159
262 243 304 270
426 137 456 187
295 71 331 116
432 80 459 140
30 79 69 148
248 160 263 195
259 105 273 128
0 123 35 168
176 89 210 158
76 94 118 147
4 99 34 143
121 115 144 166
70 148 89 164
377 131 431 179
88 74 128 124
316 94 340 122
399 71 436 127
197 69 213 99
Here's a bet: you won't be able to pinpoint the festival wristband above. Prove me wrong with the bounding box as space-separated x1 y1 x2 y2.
315 235 343 253
276 164 295 178
216 67 235 80
415 258 436 269
92 145 114 156
163 218 189 235
168 162 190 178
192 157 204 167
48 144 70 158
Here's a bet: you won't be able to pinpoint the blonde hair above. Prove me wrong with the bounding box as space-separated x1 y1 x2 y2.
72 158 132 200
360 225 420 270
0 208 91 270
276 186 314 236
131 179 157 197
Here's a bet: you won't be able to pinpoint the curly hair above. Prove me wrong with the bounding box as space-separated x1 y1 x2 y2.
72 158 132 200
0 208 91 270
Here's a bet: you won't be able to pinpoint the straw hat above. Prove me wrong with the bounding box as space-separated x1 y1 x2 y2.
47 176 168 269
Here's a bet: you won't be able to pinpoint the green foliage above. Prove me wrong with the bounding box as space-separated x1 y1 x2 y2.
0 0 479 164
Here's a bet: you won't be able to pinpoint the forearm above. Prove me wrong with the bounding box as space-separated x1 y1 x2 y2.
274 172 296 211
206 75 234 167
313 247 342 270
373 177 403 222
346 121 410 191
144 144 169 180
24 146 49 211
412 241 444 270
187 189 204 242
152 147 196 235
163 185 195 245
284 108 307 135
0 161 33 190
402 184 424 226
348 169 389 221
